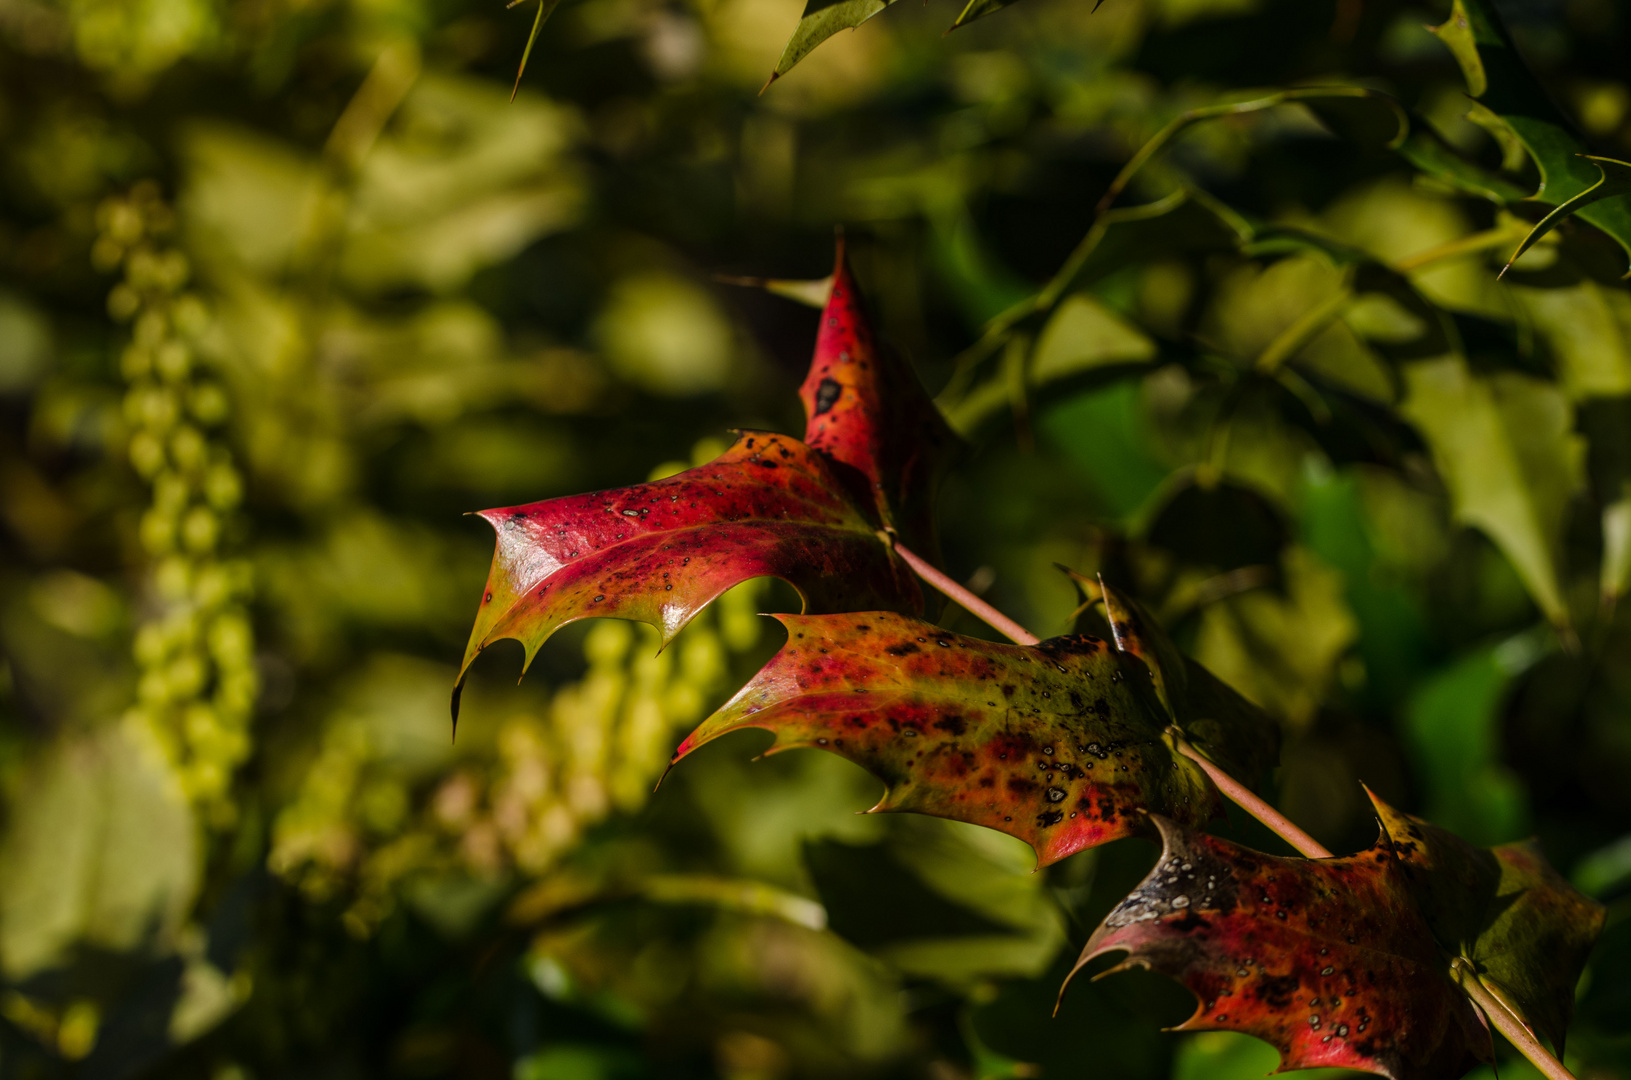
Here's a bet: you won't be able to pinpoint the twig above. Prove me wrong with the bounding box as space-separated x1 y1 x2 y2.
888 538 1040 646
893 535 1578 1078
1453 958 1578 1080
1167 727 1333 859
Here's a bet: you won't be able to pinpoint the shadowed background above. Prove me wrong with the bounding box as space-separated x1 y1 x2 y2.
1 0 1630 1075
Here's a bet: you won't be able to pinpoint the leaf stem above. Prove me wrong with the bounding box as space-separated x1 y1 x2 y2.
1167 727 1333 859
1452 959 1578 1080
888 539 1040 646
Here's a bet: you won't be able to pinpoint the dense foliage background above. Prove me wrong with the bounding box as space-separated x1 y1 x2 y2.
2 0 1630 1075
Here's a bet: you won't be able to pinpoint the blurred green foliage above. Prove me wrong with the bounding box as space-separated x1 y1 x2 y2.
3 0 1631 1076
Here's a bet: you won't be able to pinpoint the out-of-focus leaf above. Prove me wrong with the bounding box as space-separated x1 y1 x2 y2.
1368 789 1604 1054
1503 247 1631 401
673 610 1228 866
0 727 199 979
1071 816 1494 1080
1193 546 1356 731
943 294 1155 436
1430 0 1631 268
767 0 901 86
1502 157 1631 276
1146 479 1289 576
456 431 919 707
1094 88 1521 218
1401 646 1530 847
1397 360 1584 627
805 823 1064 981
800 243 957 558
1581 398 1631 602
714 272 834 308
1096 579 1281 787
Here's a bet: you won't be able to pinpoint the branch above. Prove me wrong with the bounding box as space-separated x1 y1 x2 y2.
1452 959 1579 1080
893 538 1334 861
1167 727 1333 859
889 538 1040 646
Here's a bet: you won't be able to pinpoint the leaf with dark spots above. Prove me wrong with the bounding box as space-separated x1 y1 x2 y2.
1366 789 1605 1054
457 431 921 702
671 611 1229 867
800 240 957 560
1097 580 1280 789
1071 817 1494 1080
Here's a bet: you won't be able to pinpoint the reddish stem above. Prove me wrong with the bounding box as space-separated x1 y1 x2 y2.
894 536 1574 1078
1453 960 1578 1080
1168 728 1333 859
890 539 1040 646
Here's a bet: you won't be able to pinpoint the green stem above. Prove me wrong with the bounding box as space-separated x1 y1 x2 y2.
1452 958 1578 1080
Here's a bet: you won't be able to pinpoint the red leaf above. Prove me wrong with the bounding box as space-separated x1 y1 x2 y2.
672 611 1223 866
800 241 956 557
1368 789 1605 1054
1072 816 1494 1080
457 242 955 724
457 432 919 701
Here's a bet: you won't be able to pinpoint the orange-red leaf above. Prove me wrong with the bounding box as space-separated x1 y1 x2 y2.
1072 817 1494 1080
672 611 1222 866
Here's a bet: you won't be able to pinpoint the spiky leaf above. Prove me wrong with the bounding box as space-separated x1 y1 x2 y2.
1072 817 1494 1080
458 241 953 719
800 244 957 558
1368 789 1605 1053
456 431 920 702
675 611 1242 867
1431 0 1631 267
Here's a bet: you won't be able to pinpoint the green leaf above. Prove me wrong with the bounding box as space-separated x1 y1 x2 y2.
804 818 1065 981
1401 646 1530 847
510 0 566 101
1397 359 1584 628
767 0 900 86
1430 0 1631 267
1502 157 1631 276
1071 815 1494 1080
0 727 200 980
1368 790 1606 1055
941 293 1156 436
1097 578 1281 788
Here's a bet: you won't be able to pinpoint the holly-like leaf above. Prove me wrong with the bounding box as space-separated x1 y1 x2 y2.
766 0 900 88
1368 789 1605 1054
673 610 1236 867
455 431 920 711
1502 156 1631 276
800 242 957 559
1398 359 1584 628
457 241 953 722
1071 816 1494 1080
1430 0 1631 268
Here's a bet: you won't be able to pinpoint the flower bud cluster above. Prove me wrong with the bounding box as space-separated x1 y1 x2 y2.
98 183 258 824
